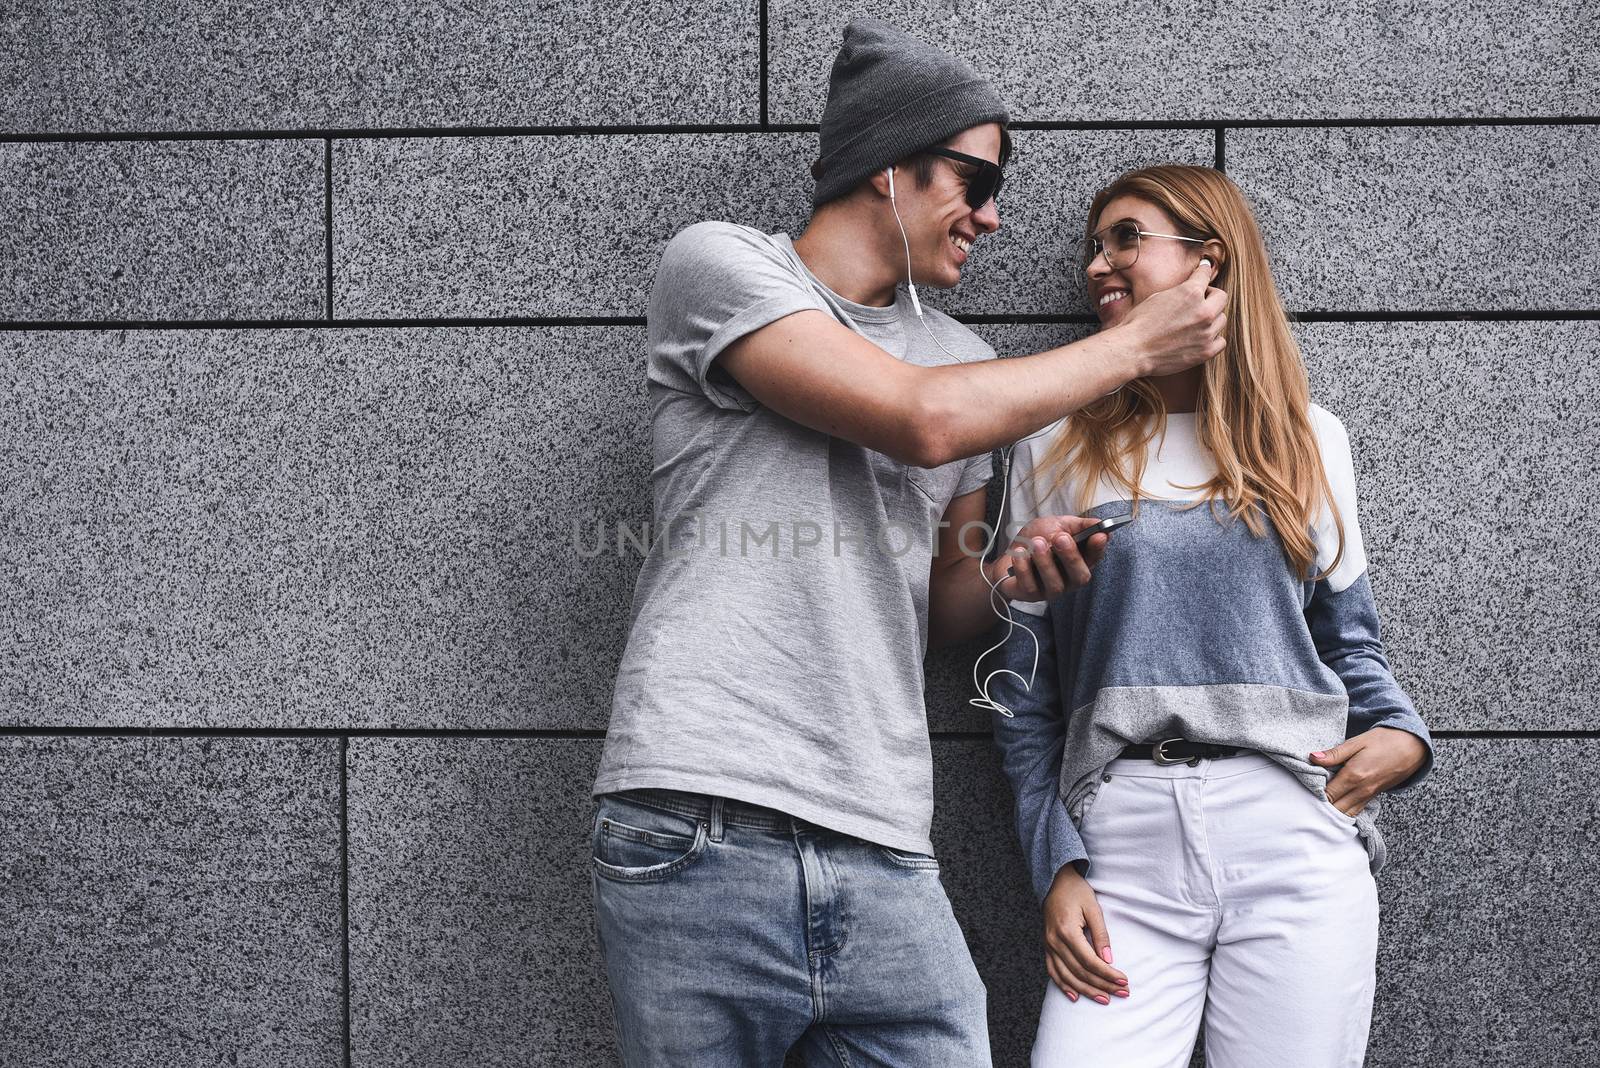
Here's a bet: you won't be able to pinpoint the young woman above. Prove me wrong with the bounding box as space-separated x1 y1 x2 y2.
987 165 1435 1067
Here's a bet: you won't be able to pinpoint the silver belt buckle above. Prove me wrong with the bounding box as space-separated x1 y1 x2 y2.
1151 737 1187 765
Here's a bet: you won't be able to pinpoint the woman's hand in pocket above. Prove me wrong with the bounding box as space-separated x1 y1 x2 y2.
1042 865 1129 1005
1311 726 1429 816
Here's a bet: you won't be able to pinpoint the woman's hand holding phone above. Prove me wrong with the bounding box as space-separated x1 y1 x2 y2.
991 514 1125 601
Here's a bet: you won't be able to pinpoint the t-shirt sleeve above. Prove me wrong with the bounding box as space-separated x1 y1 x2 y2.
953 450 996 498
646 221 827 413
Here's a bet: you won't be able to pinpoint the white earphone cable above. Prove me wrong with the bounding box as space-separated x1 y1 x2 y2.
886 166 1045 718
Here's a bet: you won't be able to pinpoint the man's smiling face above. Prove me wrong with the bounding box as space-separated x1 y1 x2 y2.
898 122 1004 290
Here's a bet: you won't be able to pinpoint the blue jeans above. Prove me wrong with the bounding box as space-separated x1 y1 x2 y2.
590 788 991 1066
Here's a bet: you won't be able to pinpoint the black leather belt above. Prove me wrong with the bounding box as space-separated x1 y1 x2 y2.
1118 738 1244 766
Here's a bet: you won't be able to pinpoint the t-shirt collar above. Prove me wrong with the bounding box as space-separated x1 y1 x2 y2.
775 233 905 324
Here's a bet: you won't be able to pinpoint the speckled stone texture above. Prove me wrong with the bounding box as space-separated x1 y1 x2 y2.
0 328 649 730
1301 322 1600 731
768 2 1599 123
334 134 816 319
0 139 325 321
924 612 1010 734
334 129 1211 319
1230 125 1600 311
346 737 618 1067
1365 738 1599 1066
0 1 758 133
0 736 343 1068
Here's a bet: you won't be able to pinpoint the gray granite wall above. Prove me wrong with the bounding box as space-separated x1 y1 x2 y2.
2 3 1595 1066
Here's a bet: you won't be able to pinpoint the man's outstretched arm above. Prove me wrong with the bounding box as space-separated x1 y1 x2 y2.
718 260 1226 468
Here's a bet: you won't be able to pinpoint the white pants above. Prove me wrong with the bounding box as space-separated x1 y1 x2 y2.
1032 752 1379 1068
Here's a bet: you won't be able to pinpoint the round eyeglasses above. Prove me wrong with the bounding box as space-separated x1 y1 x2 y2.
1079 220 1207 271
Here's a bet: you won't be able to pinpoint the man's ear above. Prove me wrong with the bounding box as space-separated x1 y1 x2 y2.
866 167 896 200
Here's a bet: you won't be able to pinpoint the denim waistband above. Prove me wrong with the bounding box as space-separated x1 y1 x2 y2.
610 787 798 832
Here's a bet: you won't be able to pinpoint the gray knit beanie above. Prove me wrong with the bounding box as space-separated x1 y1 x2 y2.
811 18 1009 208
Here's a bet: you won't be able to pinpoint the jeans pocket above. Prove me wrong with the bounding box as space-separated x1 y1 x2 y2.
1075 774 1114 829
1312 794 1368 859
875 845 941 871
1317 789 1361 827
591 795 710 884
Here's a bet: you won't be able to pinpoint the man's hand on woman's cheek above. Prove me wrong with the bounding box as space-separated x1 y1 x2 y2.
1116 259 1229 377
988 515 1112 601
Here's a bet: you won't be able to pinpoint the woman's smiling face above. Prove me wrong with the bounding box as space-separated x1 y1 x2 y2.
1085 194 1206 327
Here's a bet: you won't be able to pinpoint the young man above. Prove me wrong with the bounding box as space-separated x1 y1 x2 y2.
589 18 1227 1067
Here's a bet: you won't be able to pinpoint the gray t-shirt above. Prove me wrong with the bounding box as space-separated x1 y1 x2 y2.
592 220 996 855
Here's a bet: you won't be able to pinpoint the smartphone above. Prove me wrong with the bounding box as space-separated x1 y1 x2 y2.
1005 514 1134 578
1072 513 1134 545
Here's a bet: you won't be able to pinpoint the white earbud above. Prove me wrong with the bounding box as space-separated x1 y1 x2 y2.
884 165 923 317
1200 257 1213 269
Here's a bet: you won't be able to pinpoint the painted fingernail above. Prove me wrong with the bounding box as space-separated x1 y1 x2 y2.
1094 994 1110 1005
1114 989 1130 998
1099 947 1114 964
1066 990 1078 1002
1310 751 1326 759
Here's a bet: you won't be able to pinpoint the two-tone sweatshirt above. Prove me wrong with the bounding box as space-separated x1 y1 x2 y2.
989 405 1435 902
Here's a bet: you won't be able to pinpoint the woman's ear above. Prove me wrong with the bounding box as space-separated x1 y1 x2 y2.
1201 239 1227 277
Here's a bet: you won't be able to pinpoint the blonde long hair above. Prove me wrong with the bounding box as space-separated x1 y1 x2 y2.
1034 165 1344 582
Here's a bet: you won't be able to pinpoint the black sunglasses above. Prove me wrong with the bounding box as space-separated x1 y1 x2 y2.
921 146 1004 210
